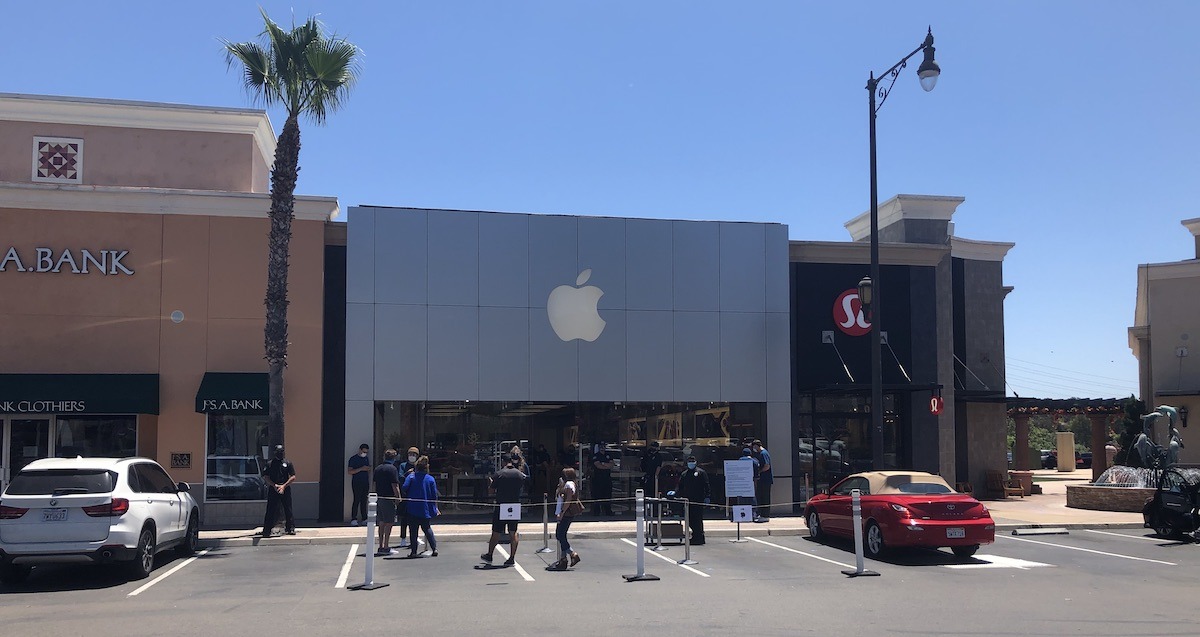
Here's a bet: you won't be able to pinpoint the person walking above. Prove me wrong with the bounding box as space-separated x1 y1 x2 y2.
394 446 420 549
590 442 615 516
676 454 711 545
481 453 527 566
373 450 401 554
401 455 439 557
347 443 371 526
751 439 773 522
549 467 583 570
260 445 296 537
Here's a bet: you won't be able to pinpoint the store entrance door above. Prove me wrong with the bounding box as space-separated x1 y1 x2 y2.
2 417 51 492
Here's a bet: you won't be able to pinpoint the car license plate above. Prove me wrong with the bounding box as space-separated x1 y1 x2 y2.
946 527 965 539
42 508 68 522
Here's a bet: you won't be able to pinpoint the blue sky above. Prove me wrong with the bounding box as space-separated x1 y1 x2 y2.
5 2 1197 399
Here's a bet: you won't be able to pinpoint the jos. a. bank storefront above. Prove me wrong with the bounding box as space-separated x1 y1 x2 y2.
343 207 792 514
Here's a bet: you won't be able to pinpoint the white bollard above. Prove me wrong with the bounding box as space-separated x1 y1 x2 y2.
623 488 659 582
537 494 554 553
348 494 389 590
841 488 880 578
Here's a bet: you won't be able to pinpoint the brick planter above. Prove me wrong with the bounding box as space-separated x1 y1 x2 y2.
1065 485 1153 512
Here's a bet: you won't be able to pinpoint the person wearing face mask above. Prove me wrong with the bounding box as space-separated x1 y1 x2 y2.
347 443 372 526
260 444 297 537
675 455 710 545
394 447 421 549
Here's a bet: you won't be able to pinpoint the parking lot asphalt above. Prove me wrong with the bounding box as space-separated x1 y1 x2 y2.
3 526 1197 637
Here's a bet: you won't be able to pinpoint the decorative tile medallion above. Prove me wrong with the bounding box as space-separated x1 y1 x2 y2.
32 136 83 183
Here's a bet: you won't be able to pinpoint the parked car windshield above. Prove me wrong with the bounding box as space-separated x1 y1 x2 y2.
6 469 117 495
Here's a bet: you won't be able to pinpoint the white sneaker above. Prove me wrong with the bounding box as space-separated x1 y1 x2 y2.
398 539 411 548
418 538 426 546
351 519 360 527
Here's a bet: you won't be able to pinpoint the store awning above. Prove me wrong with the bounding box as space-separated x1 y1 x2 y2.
0 374 159 415
195 372 269 414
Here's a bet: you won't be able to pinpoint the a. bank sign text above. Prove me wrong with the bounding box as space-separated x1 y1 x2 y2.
1 247 134 275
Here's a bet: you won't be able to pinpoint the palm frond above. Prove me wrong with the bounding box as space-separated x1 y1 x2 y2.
303 37 362 124
221 40 278 106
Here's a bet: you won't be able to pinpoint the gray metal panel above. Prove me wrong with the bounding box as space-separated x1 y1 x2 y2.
578 216 626 310
672 221 720 311
719 223 766 312
625 219 673 311
426 305 480 400
528 215 579 309
345 303 374 401
766 312 791 403
719 312 767 402
479 307 530 401
529 308 578 401
374 209 428 305
479 213 530 308
373 304 427 400
578 310 626 401
626 311 672 401
764 224 790 313
345 207 375 304
673 311 720 401
427 210 479 306
766 401 792 476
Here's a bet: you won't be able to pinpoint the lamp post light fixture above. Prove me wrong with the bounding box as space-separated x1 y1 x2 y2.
864 27 940 471
856 276 874 319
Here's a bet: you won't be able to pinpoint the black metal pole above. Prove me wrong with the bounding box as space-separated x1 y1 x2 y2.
867 73 884 471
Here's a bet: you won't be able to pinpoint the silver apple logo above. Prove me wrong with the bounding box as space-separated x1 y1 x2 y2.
547 269 606 342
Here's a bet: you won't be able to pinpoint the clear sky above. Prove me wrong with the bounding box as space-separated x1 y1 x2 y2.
5 1 1196 399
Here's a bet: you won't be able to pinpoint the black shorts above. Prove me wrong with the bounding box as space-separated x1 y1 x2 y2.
376 497 397 522
491 509 519 534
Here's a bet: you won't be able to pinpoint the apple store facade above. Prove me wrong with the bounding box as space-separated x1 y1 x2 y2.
344 206 791 514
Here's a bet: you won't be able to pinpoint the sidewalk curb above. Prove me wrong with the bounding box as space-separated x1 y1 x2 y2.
198 522 1149 549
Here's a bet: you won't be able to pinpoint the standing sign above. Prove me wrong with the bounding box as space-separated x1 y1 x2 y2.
732 505 753 522
499 503 521 520
723 460 755 497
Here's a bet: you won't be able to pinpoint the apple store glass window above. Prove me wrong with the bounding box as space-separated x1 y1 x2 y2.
206 414 269 501
54 415 137 458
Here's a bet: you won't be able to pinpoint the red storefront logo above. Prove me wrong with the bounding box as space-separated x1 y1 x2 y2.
833 289 871 336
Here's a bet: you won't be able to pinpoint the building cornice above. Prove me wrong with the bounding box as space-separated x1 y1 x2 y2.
789 240 947 267
0 93 277 166
949 236 1015 262
0 181 338 222
1139 259 1200 281
844 194 966 241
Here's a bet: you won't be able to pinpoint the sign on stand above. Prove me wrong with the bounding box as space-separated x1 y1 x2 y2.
732 505 753 522
499 503 521 520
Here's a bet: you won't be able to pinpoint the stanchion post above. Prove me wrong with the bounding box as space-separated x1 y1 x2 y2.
678 497 697 566
348 494 389 590
537 493 554 553
652 496 667 551
623 488 659 582
841 488 880 578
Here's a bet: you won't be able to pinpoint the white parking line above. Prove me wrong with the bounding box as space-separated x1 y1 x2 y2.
334 544 358 588
620 538 710 577
127 549 210 597
1085 529 1164 542
998 535 1177 565
747 537 855 570
494 546 535 582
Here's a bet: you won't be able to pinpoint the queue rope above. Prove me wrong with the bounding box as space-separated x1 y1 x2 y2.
369 494 816 513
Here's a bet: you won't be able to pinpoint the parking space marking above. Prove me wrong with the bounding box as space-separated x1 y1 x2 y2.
941 554 1051 570
998 535 1177 565
747 537 855 570
127 549 211 597
334 544 358 588
494 546 535 582
1085 529 1164 543
620 538 710 577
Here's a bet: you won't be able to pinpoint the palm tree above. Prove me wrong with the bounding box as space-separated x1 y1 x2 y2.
223 10 360 450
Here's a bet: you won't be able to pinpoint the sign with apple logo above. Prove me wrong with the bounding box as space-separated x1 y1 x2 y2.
547 269 606 342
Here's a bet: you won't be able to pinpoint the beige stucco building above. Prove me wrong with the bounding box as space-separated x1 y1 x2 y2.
1129 218 1200 463
0 94 338 525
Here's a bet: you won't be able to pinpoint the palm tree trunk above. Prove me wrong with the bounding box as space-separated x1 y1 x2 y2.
265 113 301 450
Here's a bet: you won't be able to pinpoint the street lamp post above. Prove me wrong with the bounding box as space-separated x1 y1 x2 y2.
865 27 940 470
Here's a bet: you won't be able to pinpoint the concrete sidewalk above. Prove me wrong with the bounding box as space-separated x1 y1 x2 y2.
200 469 1145 548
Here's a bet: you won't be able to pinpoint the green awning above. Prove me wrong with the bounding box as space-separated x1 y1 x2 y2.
195 372 268 414
0 374 159 415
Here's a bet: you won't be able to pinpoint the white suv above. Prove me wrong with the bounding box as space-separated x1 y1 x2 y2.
0 457 199 584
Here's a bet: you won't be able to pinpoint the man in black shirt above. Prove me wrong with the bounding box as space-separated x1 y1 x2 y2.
373 450 401 555
261 445 296 537
676 454 711 545
640 441 664 497
481 454 527 566
590 443 614 516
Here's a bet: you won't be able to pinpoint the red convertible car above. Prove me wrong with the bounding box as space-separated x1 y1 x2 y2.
804 471 995 558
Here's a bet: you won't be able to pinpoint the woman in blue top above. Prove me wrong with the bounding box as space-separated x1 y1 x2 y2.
401 455 439 557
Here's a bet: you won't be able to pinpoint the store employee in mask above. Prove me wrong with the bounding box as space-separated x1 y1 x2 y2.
675 455 710 545
261 445 297 537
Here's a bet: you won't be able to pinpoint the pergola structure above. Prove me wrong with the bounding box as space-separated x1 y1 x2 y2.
1006 398 1127 480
